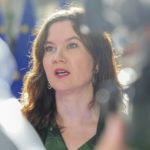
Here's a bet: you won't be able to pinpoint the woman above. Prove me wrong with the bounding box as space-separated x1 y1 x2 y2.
21 7 122 150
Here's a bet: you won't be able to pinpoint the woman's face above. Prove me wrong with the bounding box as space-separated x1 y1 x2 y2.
43 20 94 92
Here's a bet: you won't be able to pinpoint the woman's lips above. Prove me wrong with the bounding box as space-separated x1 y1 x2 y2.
54 68 70 78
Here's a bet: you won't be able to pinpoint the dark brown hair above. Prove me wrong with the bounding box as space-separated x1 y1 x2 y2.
21 7 121 131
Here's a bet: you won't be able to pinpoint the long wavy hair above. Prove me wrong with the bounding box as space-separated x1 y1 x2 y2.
21 7 122 131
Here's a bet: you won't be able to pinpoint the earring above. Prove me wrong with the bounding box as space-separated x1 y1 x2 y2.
94 65 99 74
92 65 99 85
48 82 52 89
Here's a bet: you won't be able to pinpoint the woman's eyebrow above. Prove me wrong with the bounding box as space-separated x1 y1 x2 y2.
44 36 81 45
44 41 54 45
65 36 81 42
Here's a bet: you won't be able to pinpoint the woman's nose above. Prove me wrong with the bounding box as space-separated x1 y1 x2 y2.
53 48 66 63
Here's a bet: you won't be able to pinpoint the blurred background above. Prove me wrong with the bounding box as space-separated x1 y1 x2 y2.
0 0 150 149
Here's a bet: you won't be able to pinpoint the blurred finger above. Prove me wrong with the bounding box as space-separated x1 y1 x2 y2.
95 114 129 150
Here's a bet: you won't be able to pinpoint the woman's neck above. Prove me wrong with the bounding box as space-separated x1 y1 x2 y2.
55 84 100 126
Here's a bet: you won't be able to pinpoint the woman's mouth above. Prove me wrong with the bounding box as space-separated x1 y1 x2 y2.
54 68 70 78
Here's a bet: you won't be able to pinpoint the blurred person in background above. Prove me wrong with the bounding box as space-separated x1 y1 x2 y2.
0 35 46 150
20 7 127 150
0 37 46 149
0 36 18 149
0 97 46 150
0 38 17 99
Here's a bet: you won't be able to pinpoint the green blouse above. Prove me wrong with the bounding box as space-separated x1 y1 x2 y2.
38 112 105 150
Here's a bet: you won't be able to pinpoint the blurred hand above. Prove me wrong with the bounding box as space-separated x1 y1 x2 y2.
95 114 130 150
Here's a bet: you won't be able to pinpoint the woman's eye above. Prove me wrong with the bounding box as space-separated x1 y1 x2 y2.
67 43 78 49
44 46 56 52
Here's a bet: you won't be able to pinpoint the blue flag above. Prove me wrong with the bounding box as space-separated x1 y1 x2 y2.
0 8 17 98
11 0 36 98
0 8 7 42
